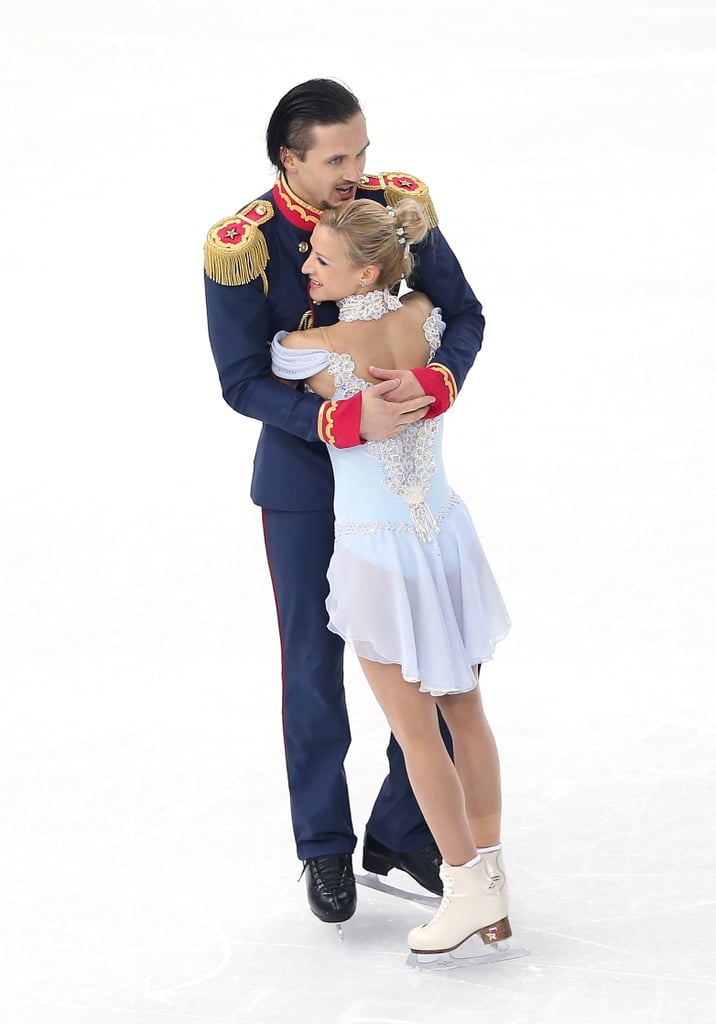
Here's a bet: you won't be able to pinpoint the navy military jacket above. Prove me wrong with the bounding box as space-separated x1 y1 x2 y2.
204 173 485 512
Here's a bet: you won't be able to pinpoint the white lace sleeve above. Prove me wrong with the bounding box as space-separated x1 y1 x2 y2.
424 307 446 360
270 332 331 380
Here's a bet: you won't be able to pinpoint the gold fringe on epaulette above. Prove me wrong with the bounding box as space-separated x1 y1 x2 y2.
204 230 270 292
297 310 314 331
384 184 439 229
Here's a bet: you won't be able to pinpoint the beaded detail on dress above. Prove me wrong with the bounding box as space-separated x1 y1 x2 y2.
325 352 371 396
422 309 444 358
335 490 462 539
365 420 440 542
336 287 402 322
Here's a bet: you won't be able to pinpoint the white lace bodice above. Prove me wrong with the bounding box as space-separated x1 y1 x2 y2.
271 298 447 542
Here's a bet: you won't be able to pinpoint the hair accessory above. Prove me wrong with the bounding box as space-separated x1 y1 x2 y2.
386 205 406 246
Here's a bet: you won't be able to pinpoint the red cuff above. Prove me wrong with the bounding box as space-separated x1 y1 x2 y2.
317 392 365 448
412 363 457 419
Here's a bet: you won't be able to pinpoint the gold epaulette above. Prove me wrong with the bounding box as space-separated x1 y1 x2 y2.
204 200 274 290
359 172 438 228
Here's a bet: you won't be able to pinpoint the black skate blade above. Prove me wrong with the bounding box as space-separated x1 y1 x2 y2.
356 872 441 908
407 939 529 971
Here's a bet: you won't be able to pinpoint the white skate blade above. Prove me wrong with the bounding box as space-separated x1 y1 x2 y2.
356 872 441 908
407 938 529 971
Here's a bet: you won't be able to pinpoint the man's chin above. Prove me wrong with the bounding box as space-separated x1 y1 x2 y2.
326 188 357 207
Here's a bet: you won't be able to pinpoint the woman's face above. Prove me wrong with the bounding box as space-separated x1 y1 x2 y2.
302 223 370 302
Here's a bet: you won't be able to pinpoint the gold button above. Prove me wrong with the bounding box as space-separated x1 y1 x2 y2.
298 241 308 253
255 204 266 215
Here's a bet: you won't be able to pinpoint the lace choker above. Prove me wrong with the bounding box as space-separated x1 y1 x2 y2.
337 288 402 322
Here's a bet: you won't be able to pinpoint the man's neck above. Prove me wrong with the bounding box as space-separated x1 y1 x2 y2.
273 175 322 230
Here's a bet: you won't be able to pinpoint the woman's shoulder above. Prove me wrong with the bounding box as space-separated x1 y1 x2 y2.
270 328 332 381
278 328 328 351
400 290 436 319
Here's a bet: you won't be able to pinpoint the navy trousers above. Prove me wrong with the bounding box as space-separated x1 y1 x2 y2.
262 506 450 860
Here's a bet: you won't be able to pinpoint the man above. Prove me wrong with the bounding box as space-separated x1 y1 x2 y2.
204 79 485 924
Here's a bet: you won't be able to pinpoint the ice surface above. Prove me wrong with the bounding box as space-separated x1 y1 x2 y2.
1 1 715 1021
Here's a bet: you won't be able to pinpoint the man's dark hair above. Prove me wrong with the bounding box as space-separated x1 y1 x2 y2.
266 79 362 172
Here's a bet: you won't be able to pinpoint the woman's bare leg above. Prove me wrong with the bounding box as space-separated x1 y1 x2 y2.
358 657 476 866
436 673 501 849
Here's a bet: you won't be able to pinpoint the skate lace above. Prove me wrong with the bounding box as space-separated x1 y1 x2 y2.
487 870 503 890
432 865 456 921
306 854 353 893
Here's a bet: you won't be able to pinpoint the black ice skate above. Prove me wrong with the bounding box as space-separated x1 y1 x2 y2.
362 832 442 895
303 854 356 934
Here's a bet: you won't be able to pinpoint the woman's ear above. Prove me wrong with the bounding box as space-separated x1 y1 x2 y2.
359 264 380 288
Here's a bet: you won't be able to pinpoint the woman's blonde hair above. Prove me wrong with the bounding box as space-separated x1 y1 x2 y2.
320 198 429 287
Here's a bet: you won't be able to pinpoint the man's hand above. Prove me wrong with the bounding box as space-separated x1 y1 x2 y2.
359 378 435 441
369 366 426 403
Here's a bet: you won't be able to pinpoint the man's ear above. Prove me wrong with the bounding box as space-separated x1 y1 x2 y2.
281 147 297 171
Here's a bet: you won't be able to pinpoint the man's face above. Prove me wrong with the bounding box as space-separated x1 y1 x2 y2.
282 113 370 210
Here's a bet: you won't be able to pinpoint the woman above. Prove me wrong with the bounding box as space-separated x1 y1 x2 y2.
271 198 511 955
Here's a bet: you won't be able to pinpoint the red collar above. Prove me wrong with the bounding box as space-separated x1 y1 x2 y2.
272 175 322 231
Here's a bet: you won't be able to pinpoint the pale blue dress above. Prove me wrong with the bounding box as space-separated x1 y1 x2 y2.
271 308 510 696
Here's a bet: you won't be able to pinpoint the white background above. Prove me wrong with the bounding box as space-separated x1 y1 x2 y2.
1 2 715 1021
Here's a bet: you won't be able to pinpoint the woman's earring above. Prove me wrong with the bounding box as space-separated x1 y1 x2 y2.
359 281 366 288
